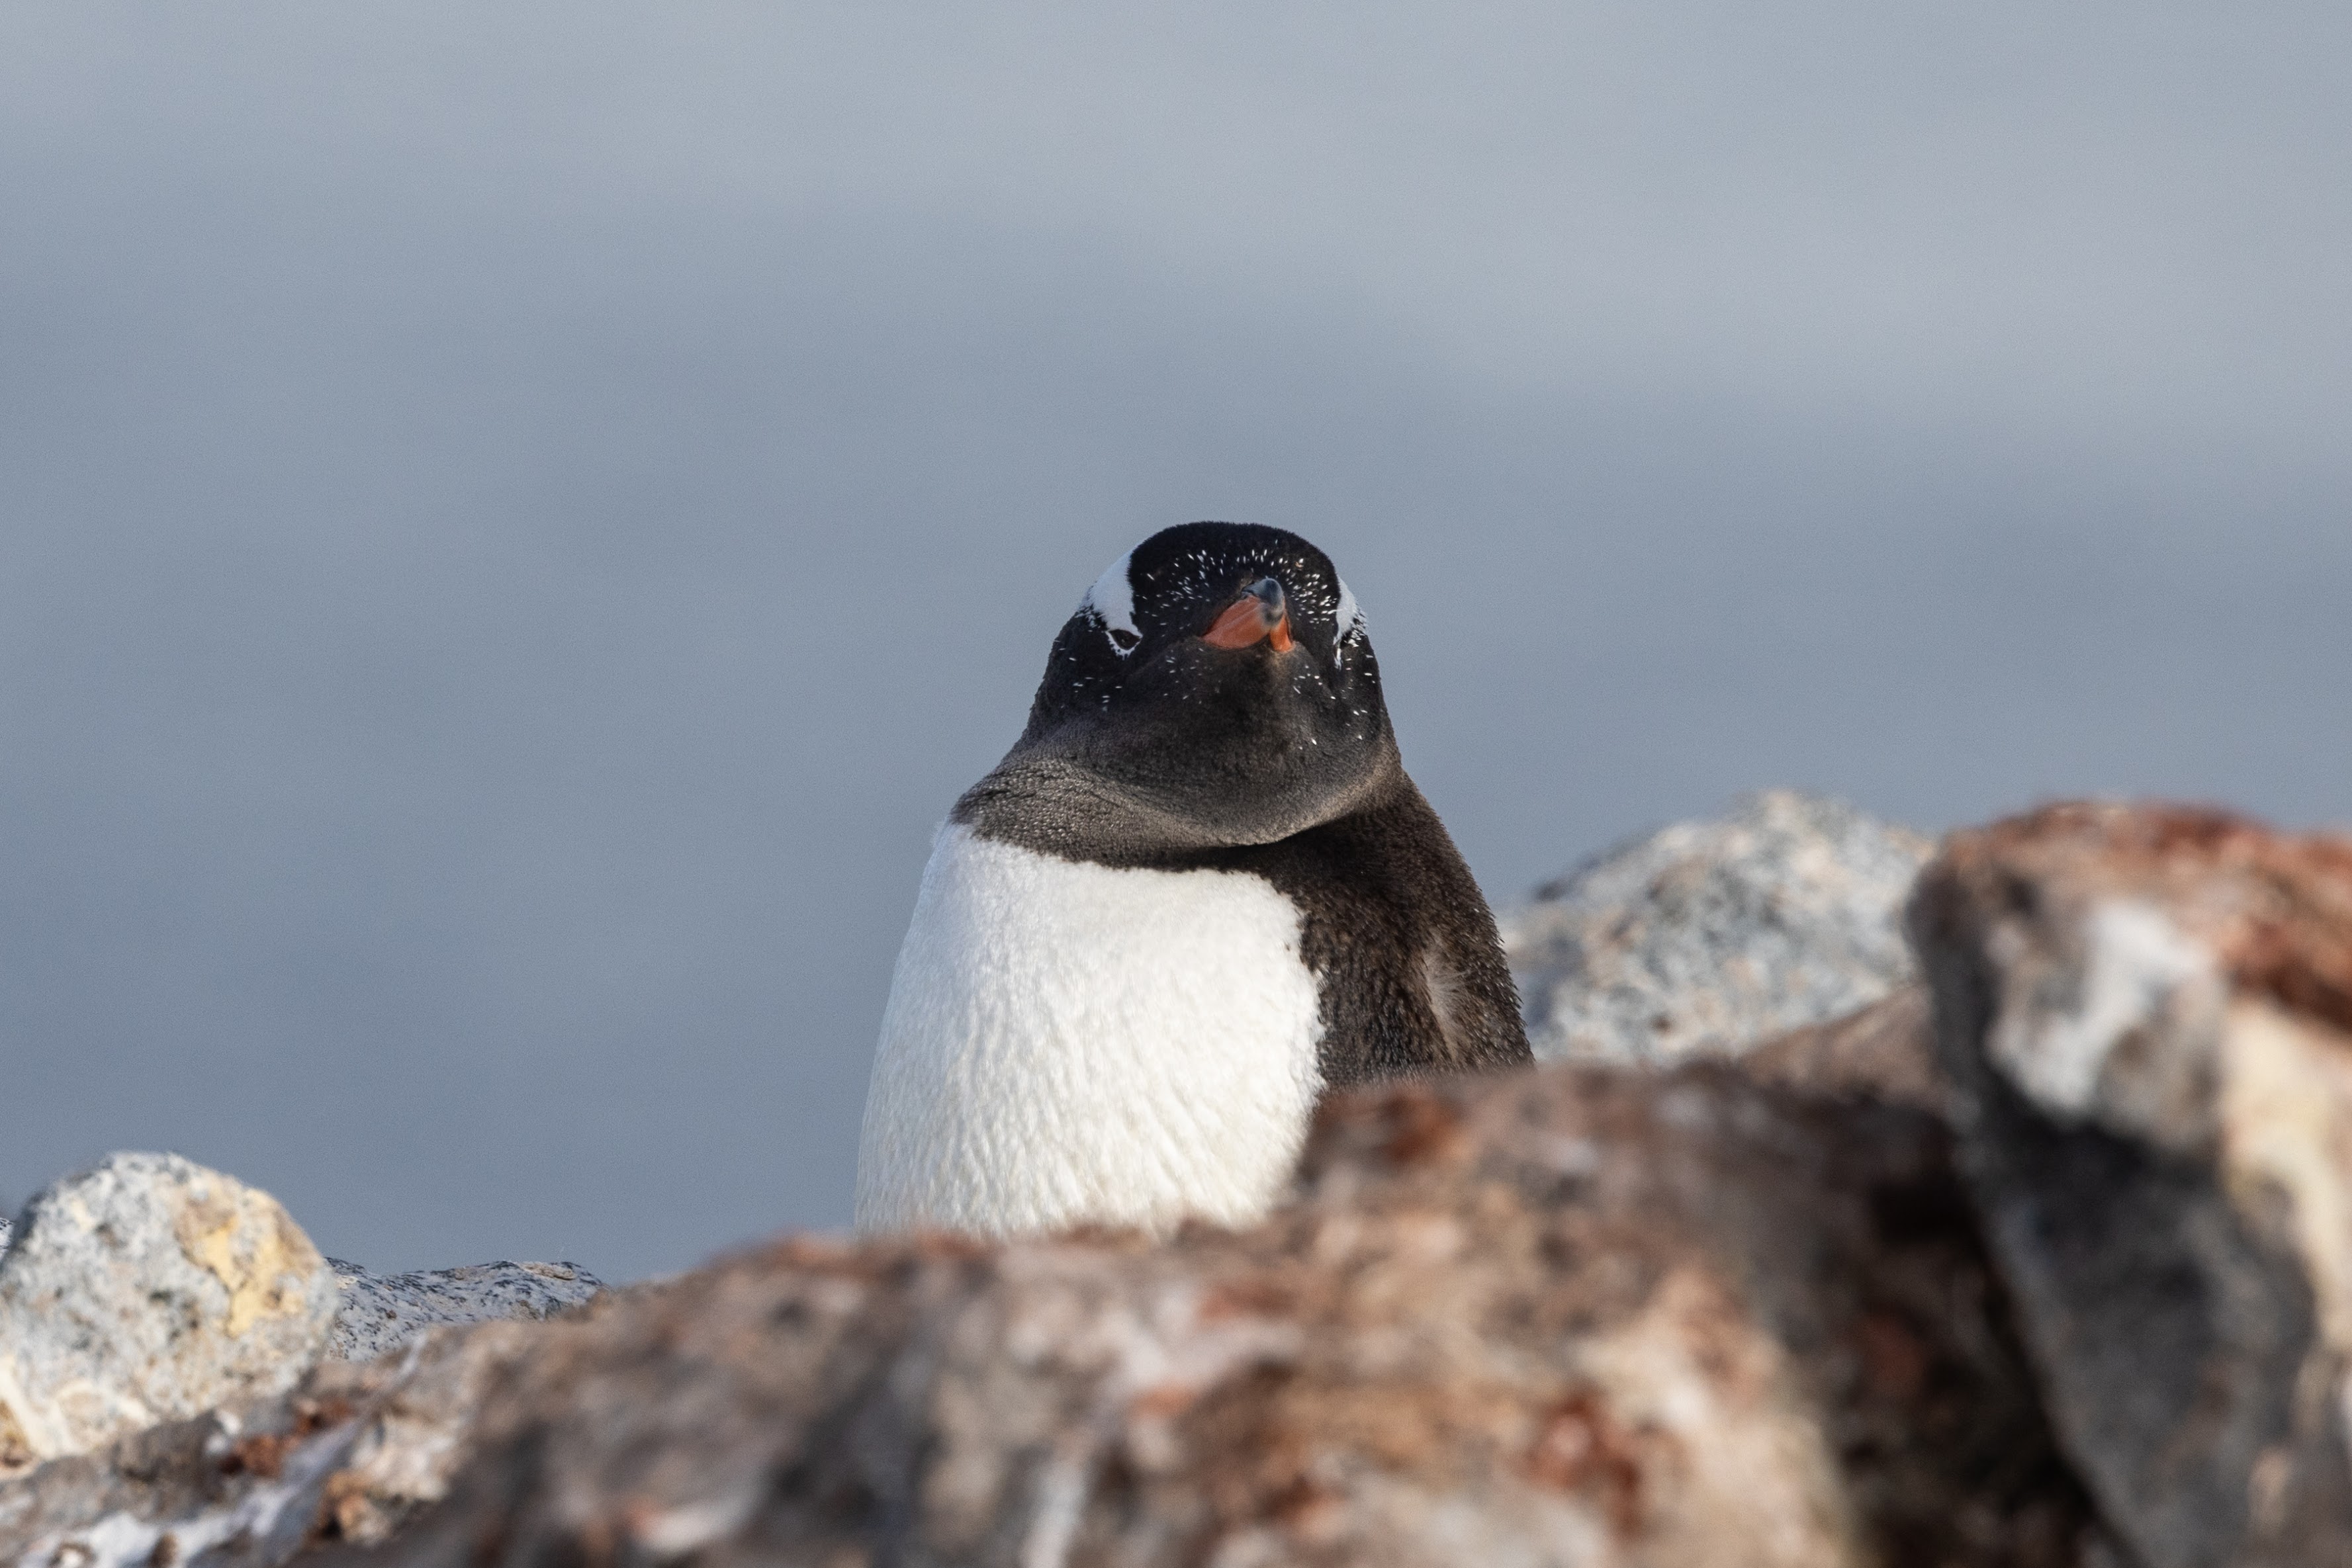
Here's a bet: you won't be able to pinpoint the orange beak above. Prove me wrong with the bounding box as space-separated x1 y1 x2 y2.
1201 578 1294 652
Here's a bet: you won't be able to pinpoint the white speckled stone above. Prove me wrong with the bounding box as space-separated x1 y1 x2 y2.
1506 791 1932 1065
326 1259 605 1362
0 1153 338 1471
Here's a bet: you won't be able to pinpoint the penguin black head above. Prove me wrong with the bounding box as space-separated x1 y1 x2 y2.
958 522 1399 859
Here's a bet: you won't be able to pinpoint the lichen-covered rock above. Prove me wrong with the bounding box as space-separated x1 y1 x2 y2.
302 1063 2088 1568
326 1260 605 1362
1507 791 1932 1065
0 1154 339 1473
1911 802 2352 1568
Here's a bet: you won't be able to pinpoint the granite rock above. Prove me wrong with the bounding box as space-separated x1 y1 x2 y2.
0 1153 339 1473
325 1260 605 1362
1911 801 2352 1568
1507 791 1933 1065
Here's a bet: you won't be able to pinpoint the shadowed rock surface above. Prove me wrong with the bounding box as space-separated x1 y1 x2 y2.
1913 801 2352 1568
0 1154 339 1473
325 1260 606 1362
1741 984 1948 1115
1507 791 1932 1066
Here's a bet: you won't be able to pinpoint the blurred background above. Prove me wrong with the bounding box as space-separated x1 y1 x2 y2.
3 4 2345 1280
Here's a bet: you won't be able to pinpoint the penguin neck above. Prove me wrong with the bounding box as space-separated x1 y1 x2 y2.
953 741 1408 868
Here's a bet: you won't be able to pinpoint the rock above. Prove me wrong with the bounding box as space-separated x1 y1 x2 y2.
1740 984 1949 1115
0 1066 2103 1568
326 1260 606 1362
260 1063 2081 1568
0 1153 339 1473
0 1317 545 1566
1911 801 2352 1567
1507 791 1933 1066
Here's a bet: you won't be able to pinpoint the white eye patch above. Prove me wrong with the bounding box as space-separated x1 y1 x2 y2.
1334 577 1365 664
1081 550 1142 654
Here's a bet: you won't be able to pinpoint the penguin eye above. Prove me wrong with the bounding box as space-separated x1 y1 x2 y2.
1107 627 1140 654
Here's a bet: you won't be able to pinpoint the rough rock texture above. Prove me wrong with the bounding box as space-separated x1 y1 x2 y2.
0 1063 2086 1568
1742 985 1949 1116
0 1153 339 1473
181 1062 2075 1568
1507 791 1932 1066
0 1319 545 1567
1911 801 2352 1568
325 1260 605 1362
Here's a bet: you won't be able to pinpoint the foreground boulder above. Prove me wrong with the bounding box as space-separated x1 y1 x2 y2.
1508 791 1930 1065
0 1153 339 1472
364 1065 2090 1567
1912 803 2352 1567
0 1058 2092 1568
0 1063 2089 1567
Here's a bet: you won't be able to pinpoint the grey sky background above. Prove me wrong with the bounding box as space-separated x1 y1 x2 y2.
3 4 2346 1280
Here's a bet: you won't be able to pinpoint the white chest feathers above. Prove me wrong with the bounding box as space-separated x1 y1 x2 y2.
854 823 1326 1239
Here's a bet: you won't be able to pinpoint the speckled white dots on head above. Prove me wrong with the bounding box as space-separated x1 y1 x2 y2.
1082 550 1140 653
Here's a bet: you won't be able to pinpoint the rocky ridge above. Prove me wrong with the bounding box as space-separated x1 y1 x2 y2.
325 1260 604 1364
5 793 2351 1565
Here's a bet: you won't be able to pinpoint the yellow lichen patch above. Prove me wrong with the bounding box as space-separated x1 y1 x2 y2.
0 1392 38 1473
0 1351 85 1467
172 1184 324 1338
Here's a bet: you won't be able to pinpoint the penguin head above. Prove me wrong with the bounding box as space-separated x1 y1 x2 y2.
987 522 1396 851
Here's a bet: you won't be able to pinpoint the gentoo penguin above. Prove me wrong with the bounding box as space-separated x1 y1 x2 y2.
854 522 1528 1238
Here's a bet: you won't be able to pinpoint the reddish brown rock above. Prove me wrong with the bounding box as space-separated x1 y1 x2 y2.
1911 801 2352 1568
0 1056 2086 1567
240 1061 2081 1568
